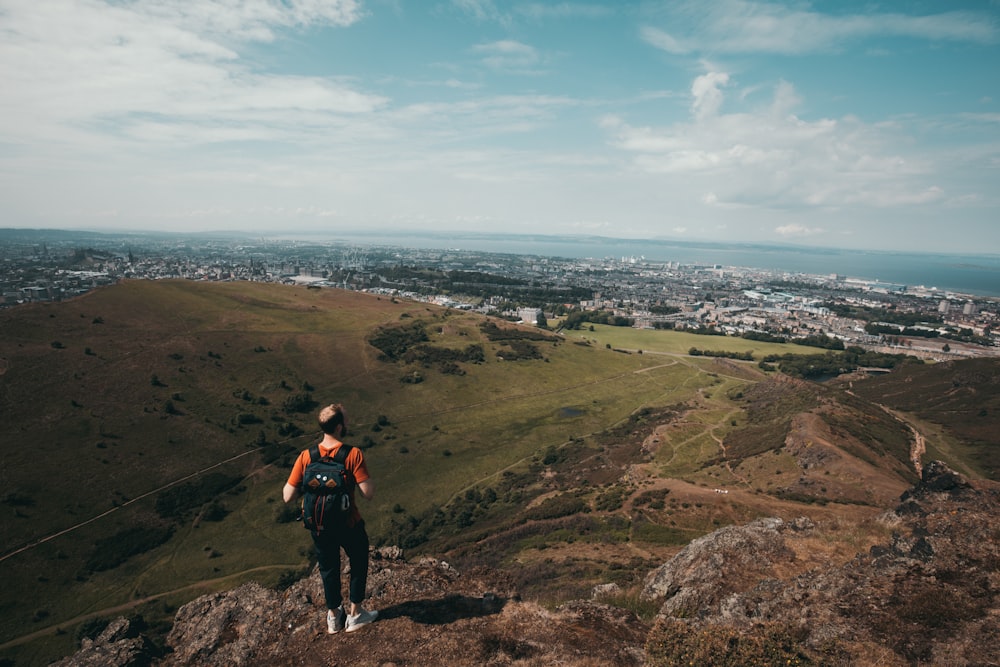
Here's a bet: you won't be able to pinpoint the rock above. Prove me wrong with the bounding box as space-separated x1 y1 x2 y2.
591 583 622 600
644 462 1000 666
641 517 799 621
50 618 155 667
919 459 973 493
164 582 288 667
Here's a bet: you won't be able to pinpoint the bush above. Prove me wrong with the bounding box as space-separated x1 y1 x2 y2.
276 504 300 524
202 501 229 522
155 473 242 520
400 371 424 384
282 392 316 414
646 619 812 666
85 525 175 572
496 340 542 361
368 321 429 360
524 492 589 521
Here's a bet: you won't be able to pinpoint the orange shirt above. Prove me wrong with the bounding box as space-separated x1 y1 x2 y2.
287 441 370 526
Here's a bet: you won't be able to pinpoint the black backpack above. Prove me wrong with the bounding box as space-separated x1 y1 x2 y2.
300 444 354 534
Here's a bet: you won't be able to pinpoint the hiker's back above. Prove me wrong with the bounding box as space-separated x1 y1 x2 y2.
300 444 354 533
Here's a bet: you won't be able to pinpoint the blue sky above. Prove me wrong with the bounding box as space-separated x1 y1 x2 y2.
1 0 998 253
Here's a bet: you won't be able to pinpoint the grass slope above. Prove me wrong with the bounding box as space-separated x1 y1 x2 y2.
847 357 1000 480
0 280 694 661
0 280 964 665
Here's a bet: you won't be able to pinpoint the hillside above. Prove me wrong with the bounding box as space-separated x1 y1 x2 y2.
52 462 1000 666
1 280 996 665
844 357 1000 479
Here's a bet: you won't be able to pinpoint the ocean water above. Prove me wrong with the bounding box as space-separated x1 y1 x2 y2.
332 232 1000 298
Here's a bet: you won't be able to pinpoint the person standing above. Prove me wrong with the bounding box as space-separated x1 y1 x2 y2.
283 403 378 633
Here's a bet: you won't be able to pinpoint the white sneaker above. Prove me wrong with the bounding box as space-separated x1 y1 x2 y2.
327 607 345 634
345 609 378 632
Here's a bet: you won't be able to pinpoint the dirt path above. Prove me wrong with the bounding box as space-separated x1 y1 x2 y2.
0 446 281 564
711 408 752 488
846 389 926 476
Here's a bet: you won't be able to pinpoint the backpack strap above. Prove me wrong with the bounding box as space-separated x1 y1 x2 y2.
333 444 352 464
300 445 322 493
308 443 351 464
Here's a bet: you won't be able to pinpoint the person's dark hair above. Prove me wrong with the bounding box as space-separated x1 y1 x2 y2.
318 403 347 435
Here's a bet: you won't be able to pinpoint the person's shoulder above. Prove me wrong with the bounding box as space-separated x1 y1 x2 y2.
344 444 366 463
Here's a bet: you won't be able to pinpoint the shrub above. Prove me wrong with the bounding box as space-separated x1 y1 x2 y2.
368 321 429 360
595 485 629 512
155 473 242 520
400 371 424 384
524 492 589 521
275 504 300 524
282 392 316 414
202 501 229 522
85 525 175 572
646 619 812 666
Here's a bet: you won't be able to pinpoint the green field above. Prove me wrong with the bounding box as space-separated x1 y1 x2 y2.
562 322 822 358
0 280 765 663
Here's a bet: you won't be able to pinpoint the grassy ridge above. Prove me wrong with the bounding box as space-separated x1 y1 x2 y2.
848 357 1000 480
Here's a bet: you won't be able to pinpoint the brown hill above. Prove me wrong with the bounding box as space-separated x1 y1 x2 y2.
54 462 1000 666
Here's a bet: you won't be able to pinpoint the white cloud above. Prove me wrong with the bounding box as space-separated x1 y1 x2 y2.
451 0 507 25
640 0 998 56
691 72 730 120
775 223 824 237
517 3 613 21
603 69 948 227
638 26 689 55
0 0 383 155
143 0 364 41
472 40 542 72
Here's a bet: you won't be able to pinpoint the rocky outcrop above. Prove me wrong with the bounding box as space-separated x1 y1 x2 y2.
644 461 1000 666
57 548 647 667
50 617 156 667
641 516 813 620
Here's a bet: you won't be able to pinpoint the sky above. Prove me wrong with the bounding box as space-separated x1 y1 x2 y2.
1 0 999 254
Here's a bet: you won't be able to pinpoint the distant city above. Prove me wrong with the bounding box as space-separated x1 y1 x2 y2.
1 228 997 360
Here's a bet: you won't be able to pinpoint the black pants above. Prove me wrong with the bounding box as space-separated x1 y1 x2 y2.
311 520 370 610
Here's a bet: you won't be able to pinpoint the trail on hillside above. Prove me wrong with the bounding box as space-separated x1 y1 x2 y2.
0 434 312 564
846 388 926 476
711 407 752 488
880 405 926 476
